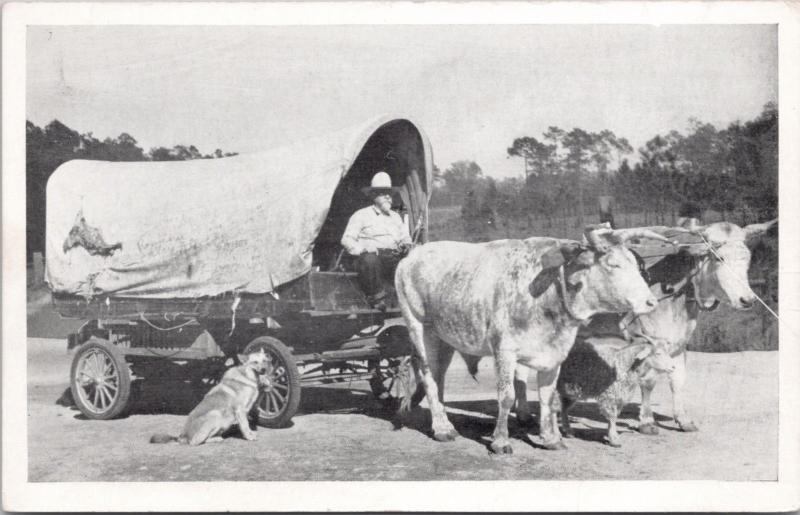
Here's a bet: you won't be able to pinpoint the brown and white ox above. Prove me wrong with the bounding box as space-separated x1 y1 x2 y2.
394 226 668 454
514 219 777 438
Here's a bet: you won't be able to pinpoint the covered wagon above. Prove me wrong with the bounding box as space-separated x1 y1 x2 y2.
46 115 433 424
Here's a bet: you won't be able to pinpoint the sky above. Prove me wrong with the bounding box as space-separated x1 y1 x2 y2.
27 24 777 179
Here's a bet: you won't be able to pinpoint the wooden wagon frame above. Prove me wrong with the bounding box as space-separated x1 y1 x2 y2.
50 116 433 426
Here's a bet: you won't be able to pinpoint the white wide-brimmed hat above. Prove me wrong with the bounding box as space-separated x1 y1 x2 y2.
361 171 396 196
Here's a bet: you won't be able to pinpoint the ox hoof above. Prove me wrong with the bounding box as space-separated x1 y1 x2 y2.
490 442 514 455
638 423 659 435
542 440 567 451
607 439 622 448
433 430 457 442
678 421 699 432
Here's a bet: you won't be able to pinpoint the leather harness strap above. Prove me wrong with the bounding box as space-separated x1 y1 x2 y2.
557 264 584 321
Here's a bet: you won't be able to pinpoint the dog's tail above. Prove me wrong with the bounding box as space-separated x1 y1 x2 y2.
149 433 181 444
398 356 422 414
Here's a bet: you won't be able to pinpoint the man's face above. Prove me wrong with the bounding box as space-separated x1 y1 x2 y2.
373 192 393 214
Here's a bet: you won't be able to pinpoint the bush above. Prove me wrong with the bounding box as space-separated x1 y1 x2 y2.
689 304 778 352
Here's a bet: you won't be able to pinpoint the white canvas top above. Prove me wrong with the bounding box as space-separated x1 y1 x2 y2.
45 115 432 299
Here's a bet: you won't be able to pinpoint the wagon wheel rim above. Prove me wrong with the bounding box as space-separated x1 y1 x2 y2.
255 352 291 419
74 348 121 415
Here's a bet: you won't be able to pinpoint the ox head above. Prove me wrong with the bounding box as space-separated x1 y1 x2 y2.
545 224 669 319
681 219 776 310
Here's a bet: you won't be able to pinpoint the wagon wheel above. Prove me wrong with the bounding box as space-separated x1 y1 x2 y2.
70 337 132 420
368 357 409 403
244 336 301 428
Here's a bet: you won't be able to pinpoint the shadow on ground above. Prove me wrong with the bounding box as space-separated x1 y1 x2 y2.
57 377 678 448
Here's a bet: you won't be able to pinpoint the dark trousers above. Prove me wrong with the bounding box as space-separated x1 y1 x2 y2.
355 251 402 299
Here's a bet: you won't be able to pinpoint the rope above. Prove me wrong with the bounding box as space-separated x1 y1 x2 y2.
137 313 198 358
228 294 241 336
139 313 196 331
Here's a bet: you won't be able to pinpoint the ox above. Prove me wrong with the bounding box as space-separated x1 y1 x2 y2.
515 219 777 438
394 226 668 454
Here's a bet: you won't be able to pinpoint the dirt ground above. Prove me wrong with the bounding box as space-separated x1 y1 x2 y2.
27 335 778 482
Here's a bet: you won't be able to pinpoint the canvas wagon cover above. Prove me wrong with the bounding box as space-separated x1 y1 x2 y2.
46 116 431 299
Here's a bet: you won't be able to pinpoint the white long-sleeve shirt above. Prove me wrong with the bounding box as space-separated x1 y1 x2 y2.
341 205 412 255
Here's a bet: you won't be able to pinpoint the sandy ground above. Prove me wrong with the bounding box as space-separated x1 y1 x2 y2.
27 335 778 482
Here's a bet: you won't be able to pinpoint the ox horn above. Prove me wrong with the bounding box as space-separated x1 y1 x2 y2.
744 219 777 246
583 223 613 252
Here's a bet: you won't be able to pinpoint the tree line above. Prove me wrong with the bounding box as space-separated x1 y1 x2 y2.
26 119 238 260
432 103 777 239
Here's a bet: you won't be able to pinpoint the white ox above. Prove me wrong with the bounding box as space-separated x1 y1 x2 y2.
514 219 777 438
394 226 668 453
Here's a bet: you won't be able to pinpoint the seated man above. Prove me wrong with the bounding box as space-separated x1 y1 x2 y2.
341 171 413 310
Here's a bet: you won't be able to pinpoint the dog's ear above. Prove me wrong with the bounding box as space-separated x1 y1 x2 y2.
242 348 268 364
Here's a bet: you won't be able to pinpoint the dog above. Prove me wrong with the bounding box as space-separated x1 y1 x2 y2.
150 348 269 445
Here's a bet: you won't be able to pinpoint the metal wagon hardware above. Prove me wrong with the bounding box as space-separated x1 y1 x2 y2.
46 115 433 426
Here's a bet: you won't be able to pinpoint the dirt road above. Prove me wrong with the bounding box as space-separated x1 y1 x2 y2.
27 337 777 481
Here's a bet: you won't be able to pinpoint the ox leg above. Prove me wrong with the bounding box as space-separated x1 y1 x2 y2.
670 352 698 432
489 349 516 454
603 403 622 448
560 396 575 438
537 367 567 450
638 371 659 435
413 328 457 442
513 364 534 427
432 343 454 402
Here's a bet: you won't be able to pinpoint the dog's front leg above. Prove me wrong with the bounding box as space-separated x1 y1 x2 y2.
235 408 257 441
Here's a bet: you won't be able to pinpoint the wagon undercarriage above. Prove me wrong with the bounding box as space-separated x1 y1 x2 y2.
60 271 414 426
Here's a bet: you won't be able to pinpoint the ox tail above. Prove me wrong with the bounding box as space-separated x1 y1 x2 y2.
149 433 181 444
460 352 482 381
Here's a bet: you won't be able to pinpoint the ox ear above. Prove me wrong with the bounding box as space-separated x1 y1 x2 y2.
541 242 583 269
573 249 596 267
744 219 777 247
540 247 566 269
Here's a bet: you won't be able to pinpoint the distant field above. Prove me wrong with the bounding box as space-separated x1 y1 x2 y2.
426 206 778 352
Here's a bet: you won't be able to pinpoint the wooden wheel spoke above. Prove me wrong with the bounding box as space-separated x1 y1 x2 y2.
99 386 110 409
261 392 272 414
92 353 105 378
268 391 284 411
84 354 97 378
102 381 118 392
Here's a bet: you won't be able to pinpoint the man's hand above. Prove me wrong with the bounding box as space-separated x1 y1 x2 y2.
361 243 378 255
396 242 414 257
